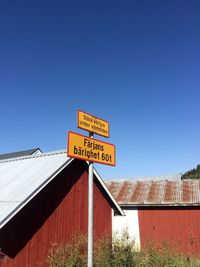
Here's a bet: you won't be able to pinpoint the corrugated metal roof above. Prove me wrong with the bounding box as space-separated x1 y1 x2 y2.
0 148 42 160
0 150 124 228
0 150 72 228
106 180 200 206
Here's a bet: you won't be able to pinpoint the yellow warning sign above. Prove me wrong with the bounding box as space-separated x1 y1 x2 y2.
67 131 116 166
78 110 110 138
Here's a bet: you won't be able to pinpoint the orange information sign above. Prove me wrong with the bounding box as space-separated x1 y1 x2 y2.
78 110 110 138
67 131 116 166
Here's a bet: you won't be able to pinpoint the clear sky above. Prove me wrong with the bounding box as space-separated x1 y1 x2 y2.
0 0 200 179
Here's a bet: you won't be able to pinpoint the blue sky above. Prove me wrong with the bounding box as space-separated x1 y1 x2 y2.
0 0 200 179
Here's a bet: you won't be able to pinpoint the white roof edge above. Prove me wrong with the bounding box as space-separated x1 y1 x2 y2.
32 148 43 155
93 168 125 216
0 156 73 229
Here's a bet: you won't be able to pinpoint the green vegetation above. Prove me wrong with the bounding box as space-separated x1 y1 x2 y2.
47 231 200 267
181 165 200 179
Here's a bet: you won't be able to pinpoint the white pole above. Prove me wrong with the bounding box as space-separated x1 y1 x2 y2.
88 132 94 267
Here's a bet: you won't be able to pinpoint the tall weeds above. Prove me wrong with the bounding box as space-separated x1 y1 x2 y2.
48 231 200 267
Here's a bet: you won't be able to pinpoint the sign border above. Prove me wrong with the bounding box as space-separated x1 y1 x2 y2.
77 109 110 138
67 131 116 166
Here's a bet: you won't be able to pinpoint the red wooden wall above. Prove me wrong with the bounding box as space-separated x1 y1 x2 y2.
0 160 112 267
138 207 200 256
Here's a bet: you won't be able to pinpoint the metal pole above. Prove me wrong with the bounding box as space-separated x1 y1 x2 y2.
88 132 94 267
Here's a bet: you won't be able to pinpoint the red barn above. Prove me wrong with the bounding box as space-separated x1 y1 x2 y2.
107 179 200 256
0 150 123 267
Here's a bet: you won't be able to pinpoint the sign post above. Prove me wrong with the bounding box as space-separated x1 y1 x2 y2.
88 131 93 267
67 110 115 267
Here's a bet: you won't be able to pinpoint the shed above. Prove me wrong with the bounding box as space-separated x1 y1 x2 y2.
0 150 123 267
107 179 200 255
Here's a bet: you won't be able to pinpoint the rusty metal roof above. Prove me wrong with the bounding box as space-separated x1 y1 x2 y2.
106 180 200 206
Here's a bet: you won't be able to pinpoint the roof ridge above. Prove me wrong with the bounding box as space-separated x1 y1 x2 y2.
106 174 182 182
0 149 67 163
106 179 180 183
0 147 40 155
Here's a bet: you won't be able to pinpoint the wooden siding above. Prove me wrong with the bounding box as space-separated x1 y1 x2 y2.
0 160 112 267
138 207 200 256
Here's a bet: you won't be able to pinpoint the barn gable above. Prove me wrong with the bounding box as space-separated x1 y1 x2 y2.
0 150 123 266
